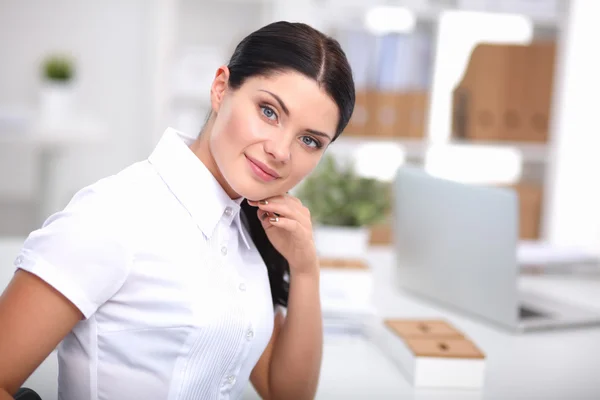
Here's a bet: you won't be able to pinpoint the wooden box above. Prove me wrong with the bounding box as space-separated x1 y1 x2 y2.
370 319 486 388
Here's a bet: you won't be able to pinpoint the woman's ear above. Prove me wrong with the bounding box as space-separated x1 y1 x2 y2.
210 66 230 114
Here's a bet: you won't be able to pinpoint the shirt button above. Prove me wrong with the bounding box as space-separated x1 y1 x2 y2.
246 329 254 340
14 255 23 266
221 246 228 256
227 375 236 385
224 207 233 217
238 283 247 292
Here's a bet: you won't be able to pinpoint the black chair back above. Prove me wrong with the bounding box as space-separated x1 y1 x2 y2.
13 388 42 400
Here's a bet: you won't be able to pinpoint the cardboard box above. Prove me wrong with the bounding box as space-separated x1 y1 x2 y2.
370 319 486 389
371 91 407 138
513 183 543 240
344 90 374 136
369 223 393 245
369 90 429 139
343 90 429 138
452 41 556 142
405 91 429 139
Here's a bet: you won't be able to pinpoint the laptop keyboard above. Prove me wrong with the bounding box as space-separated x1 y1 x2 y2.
519 306 548 319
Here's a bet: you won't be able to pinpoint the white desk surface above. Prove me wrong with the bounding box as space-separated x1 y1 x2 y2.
2 239 600 400
250 247 600 400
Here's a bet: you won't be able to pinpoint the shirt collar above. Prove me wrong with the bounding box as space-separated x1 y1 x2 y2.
148 127 251 249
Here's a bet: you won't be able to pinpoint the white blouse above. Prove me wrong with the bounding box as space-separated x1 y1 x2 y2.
14 128 275 400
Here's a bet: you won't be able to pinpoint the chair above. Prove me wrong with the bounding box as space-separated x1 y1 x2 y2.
13 388 42 400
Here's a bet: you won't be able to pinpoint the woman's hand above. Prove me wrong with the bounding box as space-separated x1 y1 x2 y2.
247 194 318 276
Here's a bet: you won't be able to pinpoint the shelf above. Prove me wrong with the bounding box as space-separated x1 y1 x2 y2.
447 139 548 163
335 137 428 159
334 136 547 163
0 120 106 149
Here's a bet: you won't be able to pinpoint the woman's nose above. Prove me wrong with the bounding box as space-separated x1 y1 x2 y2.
264 137 292 163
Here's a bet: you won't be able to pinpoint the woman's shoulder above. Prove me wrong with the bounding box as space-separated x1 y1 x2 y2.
52 161 155 230
74 161 153 205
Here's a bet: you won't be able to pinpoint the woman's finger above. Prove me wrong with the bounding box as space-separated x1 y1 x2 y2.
250 200 303 223
262 214 300 232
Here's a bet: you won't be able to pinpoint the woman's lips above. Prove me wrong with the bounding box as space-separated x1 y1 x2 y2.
246 155 279 182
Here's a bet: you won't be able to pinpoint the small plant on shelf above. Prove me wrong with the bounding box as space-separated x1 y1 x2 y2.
296 154 391 258
42 54 75 83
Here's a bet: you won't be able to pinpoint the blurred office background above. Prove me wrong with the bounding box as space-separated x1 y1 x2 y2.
1 0 598 260
3 0 600 399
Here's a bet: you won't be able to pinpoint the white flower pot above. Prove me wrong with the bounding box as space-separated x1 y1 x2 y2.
39 81 76 127
314 225 370 259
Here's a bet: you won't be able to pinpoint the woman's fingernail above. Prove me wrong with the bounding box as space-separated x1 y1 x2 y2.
259 200 268 205
269 216 279 223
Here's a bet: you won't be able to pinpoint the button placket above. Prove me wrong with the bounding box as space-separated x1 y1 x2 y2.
218 213 231 257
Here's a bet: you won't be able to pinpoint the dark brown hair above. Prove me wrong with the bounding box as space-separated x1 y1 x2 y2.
229 21 355 308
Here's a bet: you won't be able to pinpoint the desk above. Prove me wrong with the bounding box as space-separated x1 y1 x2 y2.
2 240 599 400
247 247 600 400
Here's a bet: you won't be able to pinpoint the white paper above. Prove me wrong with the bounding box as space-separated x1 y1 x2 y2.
517 240 600 267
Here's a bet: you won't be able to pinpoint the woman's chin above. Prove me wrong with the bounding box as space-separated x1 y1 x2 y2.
228 181 261 201
231 180 278 202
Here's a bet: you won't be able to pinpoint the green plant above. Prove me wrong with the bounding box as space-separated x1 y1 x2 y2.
42 54 74 82
296 155 391 227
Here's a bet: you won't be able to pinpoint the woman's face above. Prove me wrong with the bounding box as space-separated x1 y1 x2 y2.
203 67 339 201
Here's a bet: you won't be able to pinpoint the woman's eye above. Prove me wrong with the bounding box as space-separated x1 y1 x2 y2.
261 105 278 121
301 136 321 149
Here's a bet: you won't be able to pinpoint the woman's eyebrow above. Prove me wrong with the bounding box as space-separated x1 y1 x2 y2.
259 89 333 141
259 90 290 116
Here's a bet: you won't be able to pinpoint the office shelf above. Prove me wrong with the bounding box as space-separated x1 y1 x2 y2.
335 136 548 163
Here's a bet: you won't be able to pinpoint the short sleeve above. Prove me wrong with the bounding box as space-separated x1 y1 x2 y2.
13 186 132 319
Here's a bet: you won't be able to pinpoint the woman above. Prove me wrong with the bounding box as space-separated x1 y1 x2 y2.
0 21 354 400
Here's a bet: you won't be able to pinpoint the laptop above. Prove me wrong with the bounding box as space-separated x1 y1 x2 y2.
392 166 600 332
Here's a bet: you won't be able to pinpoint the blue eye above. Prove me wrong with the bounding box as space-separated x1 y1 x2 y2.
301 136 321 149
261 105 277 121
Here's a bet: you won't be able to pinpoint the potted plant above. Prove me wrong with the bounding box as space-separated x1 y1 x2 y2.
39 53 76 126
297 154 391 259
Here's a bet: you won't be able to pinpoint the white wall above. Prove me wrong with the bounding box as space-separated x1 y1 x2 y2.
163 0 267 141
543 0 600 254
178 0 265 51
0 0 160 233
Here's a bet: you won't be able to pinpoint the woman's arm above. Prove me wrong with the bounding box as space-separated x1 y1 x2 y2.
248 195 323 400
270 268 322 399
0 270 82 398
251 268 322 400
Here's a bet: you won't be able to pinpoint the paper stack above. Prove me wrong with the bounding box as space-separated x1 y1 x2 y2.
518 240 600 273
370 319 486 389
319 257 376 335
